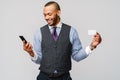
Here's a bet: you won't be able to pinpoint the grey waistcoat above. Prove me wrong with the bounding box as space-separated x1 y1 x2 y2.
40 23 72 74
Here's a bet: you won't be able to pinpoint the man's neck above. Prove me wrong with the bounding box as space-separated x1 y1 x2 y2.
54 18 61 27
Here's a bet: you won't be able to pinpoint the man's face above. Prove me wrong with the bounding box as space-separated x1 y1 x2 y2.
43 4 60 26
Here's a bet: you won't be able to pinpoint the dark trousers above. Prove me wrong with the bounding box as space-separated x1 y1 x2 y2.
37 71 72 80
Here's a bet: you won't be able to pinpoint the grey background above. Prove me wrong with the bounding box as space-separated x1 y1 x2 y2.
1 0 120 80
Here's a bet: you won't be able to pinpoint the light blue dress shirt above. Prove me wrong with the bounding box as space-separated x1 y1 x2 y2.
32 22 91 64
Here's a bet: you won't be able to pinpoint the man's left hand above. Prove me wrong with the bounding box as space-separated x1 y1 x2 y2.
90 32 102 50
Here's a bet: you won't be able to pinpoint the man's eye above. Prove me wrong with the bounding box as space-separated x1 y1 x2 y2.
44 14 46 16
48 13 52 16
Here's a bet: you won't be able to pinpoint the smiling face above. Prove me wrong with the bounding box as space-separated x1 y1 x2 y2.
43 4 61 26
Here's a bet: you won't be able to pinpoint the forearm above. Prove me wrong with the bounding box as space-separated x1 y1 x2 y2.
30 49 42 64
72 47 90 62
30 53 41 64
31 29 42 64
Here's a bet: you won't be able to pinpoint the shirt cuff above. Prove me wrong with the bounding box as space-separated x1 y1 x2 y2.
30 50 38 61
85 46 92 55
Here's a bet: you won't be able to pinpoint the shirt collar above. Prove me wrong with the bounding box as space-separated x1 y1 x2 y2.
48 21 62 30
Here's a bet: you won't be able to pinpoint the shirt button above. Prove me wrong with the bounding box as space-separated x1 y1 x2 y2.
54 70 58 73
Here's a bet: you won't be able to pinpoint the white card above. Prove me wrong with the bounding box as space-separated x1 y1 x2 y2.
88 30 96 35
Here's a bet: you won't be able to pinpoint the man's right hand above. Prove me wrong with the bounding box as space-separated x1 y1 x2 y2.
23 41 34 57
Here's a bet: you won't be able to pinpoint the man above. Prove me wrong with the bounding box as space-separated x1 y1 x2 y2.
23 1 102 80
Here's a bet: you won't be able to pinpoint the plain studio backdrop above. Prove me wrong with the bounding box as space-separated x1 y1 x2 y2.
0 0 120 80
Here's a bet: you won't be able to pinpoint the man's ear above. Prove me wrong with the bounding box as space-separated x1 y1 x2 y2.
57 10 61 17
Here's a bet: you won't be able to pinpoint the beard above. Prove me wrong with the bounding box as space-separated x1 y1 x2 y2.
52 14 59 26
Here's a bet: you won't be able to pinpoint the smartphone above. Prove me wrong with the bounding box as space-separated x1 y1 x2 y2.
19 36 27 44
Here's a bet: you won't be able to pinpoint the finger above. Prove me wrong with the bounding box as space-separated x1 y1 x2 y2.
29 44 32 51
28 43 32 49
96 32 98 34
93 36 102 44
23 42 28 50
23 41 26 45
97 33 102 43
94 32 99 37
27 42 33 49
23 41 27 48
95 32 101 38
95 36 102 43
23 42 30 49
23 42 32 51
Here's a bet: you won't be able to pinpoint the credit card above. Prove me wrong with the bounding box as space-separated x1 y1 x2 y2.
88 30 96 35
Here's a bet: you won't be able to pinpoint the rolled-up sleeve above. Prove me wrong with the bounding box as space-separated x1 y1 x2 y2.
31 29 42 64
70 27 90 62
